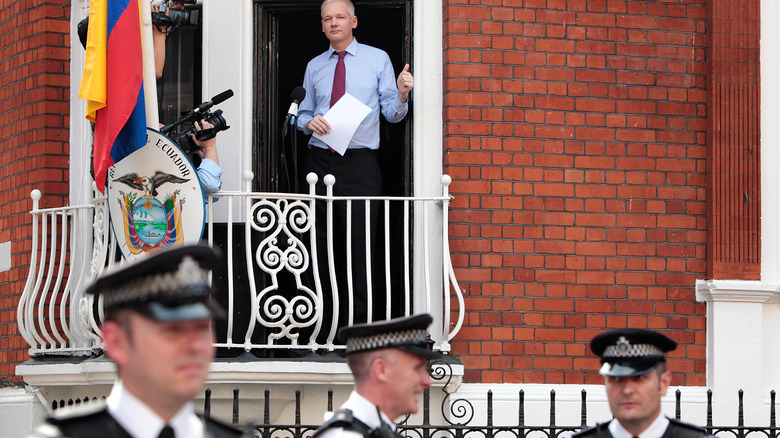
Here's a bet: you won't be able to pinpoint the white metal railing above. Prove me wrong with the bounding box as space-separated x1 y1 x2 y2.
17 174 465 357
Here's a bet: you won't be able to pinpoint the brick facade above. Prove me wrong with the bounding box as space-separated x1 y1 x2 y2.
0 0 762 388
0 0 71 383
443 0 709 386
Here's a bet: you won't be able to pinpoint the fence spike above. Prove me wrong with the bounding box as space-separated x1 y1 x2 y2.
204 388 211 417
487 389 493 427
232 387 239 424
676 389 681 419
550 389 557 437
263 388 271 438
518 389 525 427
295 388 302 425
423 387 431 438
295 388 302 438
738 389 745 438
423 386 430 426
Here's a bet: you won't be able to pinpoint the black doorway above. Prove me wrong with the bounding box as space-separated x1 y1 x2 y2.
253 0 413 196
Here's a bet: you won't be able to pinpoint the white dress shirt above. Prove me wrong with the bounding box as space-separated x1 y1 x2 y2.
106 380 205 438
317 391 397 438
27 380 206 438
608 413 670 438
296 39 409 151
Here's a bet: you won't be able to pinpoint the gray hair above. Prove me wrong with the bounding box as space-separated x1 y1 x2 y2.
321 0 355 18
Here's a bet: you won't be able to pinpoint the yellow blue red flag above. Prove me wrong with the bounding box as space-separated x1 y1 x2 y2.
79 0 146 194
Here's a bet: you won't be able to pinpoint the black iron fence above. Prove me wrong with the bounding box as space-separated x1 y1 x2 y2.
51 361 779 438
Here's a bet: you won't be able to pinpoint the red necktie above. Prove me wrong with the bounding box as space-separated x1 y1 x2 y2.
326 51 347 152
330 51 347 107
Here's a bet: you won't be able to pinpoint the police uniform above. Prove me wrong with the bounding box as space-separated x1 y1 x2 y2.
572 329 710 438
572 415 708 438
30 245 245 438
313 314 442 438
32 393 243 438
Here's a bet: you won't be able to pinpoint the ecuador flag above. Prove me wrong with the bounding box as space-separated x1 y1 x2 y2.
79 0 146 194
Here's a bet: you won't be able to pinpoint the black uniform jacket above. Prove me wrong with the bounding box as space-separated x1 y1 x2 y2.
32 400 245 438
572 418 711 438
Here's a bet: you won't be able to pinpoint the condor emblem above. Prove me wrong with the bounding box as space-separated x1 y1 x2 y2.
107 128 205 261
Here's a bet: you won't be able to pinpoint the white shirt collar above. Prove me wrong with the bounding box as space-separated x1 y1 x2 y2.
340 390 397 430
608 412 670 438
106 380 203 438
329 39 358 57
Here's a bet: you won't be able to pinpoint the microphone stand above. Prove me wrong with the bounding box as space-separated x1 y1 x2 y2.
291 116 299 193
281 114 299 193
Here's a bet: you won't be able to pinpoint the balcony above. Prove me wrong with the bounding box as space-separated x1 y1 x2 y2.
14 173 465 423
18 172 464 355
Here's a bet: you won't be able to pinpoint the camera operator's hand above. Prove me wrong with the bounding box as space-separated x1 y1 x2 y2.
151 5 172 32
192 120 219 165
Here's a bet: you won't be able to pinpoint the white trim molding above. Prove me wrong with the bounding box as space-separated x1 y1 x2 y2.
695 279 780 425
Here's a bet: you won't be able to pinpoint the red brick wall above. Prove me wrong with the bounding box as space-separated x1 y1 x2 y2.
443 0 708 386
0 0 71 382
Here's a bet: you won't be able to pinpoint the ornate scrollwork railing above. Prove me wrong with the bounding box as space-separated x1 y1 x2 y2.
18 174 465 356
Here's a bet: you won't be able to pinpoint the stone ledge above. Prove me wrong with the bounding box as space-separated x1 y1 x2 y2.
16 354 464 424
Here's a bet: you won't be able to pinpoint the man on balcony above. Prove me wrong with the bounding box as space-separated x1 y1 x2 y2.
573 329 710 438
29 245 244 438
313 314 440 438
296 0 414 326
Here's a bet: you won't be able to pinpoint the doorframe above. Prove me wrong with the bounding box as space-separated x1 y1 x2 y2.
253 0 414 195
248 0 446 338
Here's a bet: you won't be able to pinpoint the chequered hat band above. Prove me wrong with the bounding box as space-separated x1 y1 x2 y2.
346 328 428 353
102 256 210 308
603 338 664 359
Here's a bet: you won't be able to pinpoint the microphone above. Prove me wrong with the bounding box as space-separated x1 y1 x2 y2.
286 86 306 120
193 89 234 114
160 89 234 135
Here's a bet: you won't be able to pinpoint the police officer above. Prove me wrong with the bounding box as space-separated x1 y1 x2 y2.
30 245 244 438
573 329 710 438
314 314 442 438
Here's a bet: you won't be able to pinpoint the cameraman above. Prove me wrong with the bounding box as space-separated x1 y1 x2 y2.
191 119 222 194
78 1 222 196
154 1 223 196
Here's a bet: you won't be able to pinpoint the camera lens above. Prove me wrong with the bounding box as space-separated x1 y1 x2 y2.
167 8 200 29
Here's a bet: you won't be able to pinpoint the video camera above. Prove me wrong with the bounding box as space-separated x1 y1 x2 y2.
152 0 200 32
161 89 233 161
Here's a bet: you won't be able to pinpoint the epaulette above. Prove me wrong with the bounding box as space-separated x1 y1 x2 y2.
572 422 611 438
665 418 710 438
32 401 109 438
200 414 248 437
51 399 108 420
313 408 373 437
668 418 706 432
